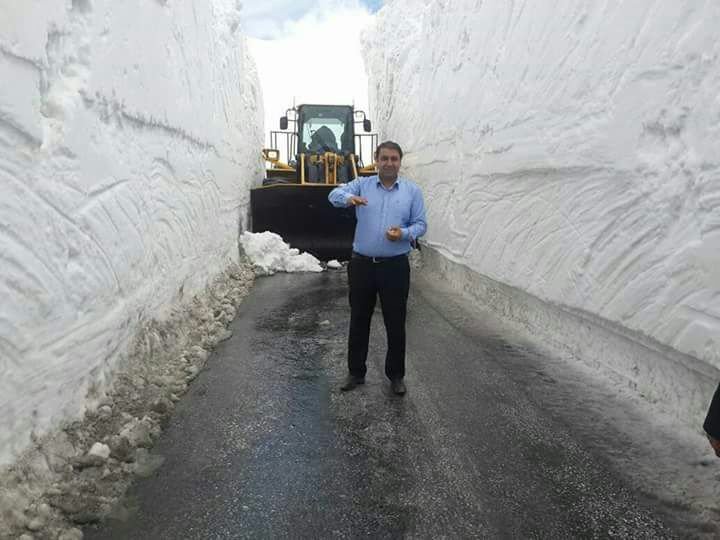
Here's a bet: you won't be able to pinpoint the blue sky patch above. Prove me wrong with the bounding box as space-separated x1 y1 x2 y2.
361 0 383 12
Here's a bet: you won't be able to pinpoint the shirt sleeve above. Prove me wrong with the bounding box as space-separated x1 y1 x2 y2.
328 178 363 208
401 185 428 242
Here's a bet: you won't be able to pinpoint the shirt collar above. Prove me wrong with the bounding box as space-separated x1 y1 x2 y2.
375 175 401 190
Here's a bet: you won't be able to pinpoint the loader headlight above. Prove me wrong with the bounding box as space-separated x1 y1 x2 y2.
263 148 280 162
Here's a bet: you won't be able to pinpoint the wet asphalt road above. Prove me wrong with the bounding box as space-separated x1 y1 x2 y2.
86 268 676 539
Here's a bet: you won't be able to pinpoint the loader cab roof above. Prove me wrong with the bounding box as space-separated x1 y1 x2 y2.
296 104 355 155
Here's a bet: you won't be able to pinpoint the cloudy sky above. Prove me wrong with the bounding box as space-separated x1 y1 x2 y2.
243 1 382 153
241 0 382 39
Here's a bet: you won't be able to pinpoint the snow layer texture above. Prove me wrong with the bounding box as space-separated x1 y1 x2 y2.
240 231 323 274
363 1 720 368
0 1 263 466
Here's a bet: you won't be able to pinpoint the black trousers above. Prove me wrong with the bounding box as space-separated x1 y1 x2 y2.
347 255 410 380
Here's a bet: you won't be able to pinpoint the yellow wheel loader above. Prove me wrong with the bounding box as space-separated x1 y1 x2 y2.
250 104 377 260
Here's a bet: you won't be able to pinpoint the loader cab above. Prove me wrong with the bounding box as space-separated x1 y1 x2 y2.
272 104 376 170
264 104 377 185
295 105 354 155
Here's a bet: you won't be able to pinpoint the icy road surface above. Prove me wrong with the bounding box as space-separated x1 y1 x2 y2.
85 268 716 539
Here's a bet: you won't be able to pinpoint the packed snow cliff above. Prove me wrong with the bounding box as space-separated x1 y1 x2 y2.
363 0 720 368
0 1 263 466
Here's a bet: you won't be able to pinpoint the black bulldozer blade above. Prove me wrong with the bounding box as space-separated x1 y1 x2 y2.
250 184 355 261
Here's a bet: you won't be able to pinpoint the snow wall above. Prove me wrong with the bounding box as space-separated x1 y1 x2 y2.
363 1 720 421
0 1 263 466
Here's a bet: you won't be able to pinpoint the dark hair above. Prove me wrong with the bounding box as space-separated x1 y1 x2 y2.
375 140 403 159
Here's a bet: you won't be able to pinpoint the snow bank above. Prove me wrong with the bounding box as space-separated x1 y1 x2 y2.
0 1 263 466
363 1 720 369
240 231 323 274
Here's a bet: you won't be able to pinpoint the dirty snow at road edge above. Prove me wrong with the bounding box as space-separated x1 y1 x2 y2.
240 231 323 274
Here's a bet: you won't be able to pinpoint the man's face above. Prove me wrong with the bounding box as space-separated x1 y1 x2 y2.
376 148 401 180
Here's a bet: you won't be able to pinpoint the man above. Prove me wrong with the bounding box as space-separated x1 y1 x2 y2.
328 141 427 396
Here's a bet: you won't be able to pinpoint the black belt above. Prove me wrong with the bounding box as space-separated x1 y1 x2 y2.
351 252 408 263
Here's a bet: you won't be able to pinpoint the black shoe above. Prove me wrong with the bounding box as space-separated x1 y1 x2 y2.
390 379 406 396
340 375 365 392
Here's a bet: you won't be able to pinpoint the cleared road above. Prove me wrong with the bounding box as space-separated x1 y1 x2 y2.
86 268 678 539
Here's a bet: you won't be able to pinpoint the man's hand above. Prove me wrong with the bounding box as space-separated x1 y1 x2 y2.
386 226 402 242
347 196 368 207
708 434 720 457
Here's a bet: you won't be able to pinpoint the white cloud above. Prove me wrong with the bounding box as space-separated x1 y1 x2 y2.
241 0 373 40
239 2 310 39
247 3 375 160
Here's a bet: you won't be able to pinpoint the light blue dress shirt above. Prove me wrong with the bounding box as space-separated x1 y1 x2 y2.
328 175 427 257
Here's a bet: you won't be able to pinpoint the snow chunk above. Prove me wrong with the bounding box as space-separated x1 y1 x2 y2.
327 259 342 269
88 442 111 460
240 231 323 275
